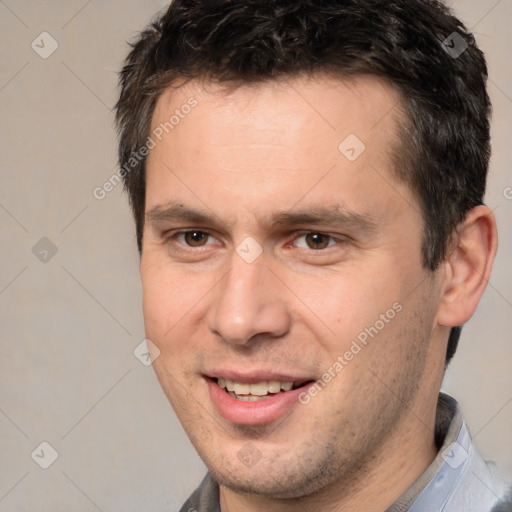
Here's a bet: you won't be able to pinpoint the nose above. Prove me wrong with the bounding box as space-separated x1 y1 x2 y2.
206 253 291 347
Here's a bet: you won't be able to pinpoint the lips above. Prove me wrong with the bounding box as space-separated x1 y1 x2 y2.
205 372 315 425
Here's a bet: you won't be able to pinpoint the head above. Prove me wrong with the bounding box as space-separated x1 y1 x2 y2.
116 0 496 503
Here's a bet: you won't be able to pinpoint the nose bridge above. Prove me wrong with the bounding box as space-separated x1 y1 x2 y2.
207 254 290 346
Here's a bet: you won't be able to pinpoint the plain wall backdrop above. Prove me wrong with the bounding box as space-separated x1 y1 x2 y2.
0 0 511 510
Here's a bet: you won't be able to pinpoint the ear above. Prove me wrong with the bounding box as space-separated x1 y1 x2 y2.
437 205 498 328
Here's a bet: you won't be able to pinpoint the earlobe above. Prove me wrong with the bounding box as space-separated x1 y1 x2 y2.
437 205 498 328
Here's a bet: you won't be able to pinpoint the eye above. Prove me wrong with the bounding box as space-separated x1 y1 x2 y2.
175 230 215 247
293 232 337 250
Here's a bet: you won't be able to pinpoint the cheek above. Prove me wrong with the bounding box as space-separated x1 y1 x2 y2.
141 264 168 328
140 259 212 354
141 285 165 338
289 263 404 349
141 260 187 324
141 261 187 344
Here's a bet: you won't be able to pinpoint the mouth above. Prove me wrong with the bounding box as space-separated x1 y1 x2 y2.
205 373 316 425
214 377 313 402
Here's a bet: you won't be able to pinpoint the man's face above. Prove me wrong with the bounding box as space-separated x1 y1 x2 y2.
141 76 445 498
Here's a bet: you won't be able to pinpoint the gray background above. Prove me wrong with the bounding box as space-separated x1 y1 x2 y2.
0 0 510 510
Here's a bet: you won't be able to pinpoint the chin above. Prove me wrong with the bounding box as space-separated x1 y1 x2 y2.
211 469 305 499
203 448 343 501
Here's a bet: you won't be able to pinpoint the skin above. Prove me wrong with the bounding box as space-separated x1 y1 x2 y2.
140 75 497 511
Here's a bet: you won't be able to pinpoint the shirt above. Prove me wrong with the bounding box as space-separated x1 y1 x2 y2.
179 393 507 512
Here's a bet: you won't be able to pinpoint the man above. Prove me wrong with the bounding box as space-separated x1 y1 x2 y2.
115 1 510 510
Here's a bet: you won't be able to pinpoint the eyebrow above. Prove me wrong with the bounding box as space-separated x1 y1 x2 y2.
146 202 226 231
145 201 378 235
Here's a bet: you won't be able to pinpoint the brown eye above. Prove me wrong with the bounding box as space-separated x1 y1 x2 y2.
305 233 332 250
183 231 210 247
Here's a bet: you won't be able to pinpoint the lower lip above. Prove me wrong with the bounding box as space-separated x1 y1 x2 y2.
206 379 310 426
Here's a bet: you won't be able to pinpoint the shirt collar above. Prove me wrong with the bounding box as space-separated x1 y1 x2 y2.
386 392 465 511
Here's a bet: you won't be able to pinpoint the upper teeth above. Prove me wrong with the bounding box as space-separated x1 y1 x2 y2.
218 378 294 396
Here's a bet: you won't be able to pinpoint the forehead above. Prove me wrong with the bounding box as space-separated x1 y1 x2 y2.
151 74 404 148
146 74 414 223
